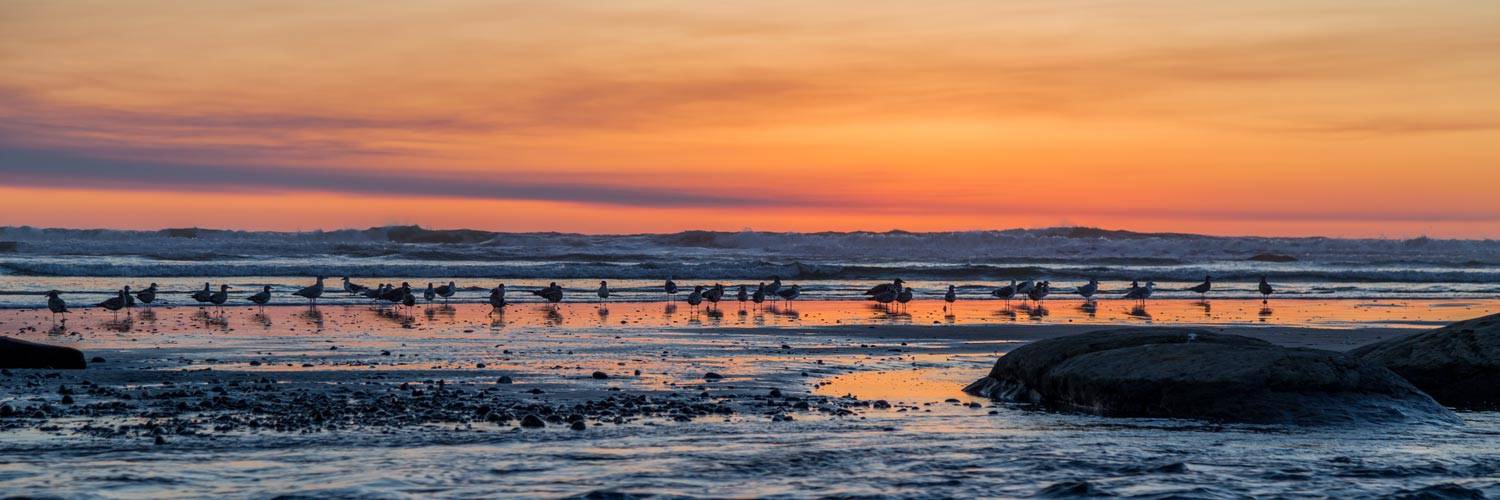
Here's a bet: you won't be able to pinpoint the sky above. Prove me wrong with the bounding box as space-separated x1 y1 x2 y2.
1 0 1498 237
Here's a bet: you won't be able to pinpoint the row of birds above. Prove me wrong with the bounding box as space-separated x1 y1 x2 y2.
42 275 1277 319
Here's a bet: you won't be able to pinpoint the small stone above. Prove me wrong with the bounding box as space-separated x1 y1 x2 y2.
329 346 337 351
249 360 261 366
497 376 513 384
520 414 545 428
60 395 74 405
90 356 106 363
570 420 586 431
592 371 609 379
703 372 723 381
768 389 782 397
381 350 391 356
872 400 891 409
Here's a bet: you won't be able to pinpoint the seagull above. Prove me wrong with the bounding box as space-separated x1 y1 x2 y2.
665 278 679 302
1076 278 1098 302
342 276 368 296
97 289 128 317
191 282 213 306
293 276 325 306
401 287 417 309
383 282 411 304
364 284 386 303
704 283 724 310
764 277 783 303
864 279 905 297
871 288 896 307
1028 281 1050 307
532 282 563 305
992 281 1017 305
488 284 507 312
209 284 232 310
247 285 272 310
1259 276 1274 303
896 286 914 310
944 285 957 311
45 290 68 322
776 284 802 305
751 283 766 308
597 280 610 304
686 285 705 311
423 283 437 303
1187 275 1212 301
736 285 749 309
435 281 456 302
1123 281 1155 306
135 283 159 307
1015 280 1036 296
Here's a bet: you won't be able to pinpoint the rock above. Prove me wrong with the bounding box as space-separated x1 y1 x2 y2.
570 420 586 431
1248 253 1297 262
90 356 105 363
154 435 167 445
768 388 782 397
0 404 13 417
703 372 723 381
1351 313 1500 408
520 414 546 428
963 328 1456 425
592 371 609 379
497 376 513 384
0 337 86 369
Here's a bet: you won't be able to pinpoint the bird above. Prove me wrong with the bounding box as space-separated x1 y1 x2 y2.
864 279 904 297
364 284 386 302
992 281 1017 305
944 285 957 310
764 277 783 302
435 281 456 302
1123 281 1155 305
751 283 766 308
686 285 705 311
382 282 411 304
191 282 213 305
895 286 914 310
401 288 417 309
664 278 679 302
1028 281 1050 307
871 288 896 307
1259 276 1274 303
97 289 128 317
532 282 563 304
45 290 68 322
597 280 610 304
424 283 437 303
775 284 801 305
704 284 724 310
135 283 159 307
736 285 749 309
1015 280 1036 296
1076 278 1098 302
488 284 507 312
1187 275 1212 301
293 276 325 306
209 284 231 310
342 276 368 296
120 285 135 310
247 285 272 309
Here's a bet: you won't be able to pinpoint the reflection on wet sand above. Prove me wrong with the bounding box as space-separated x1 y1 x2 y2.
1128 305 1152 321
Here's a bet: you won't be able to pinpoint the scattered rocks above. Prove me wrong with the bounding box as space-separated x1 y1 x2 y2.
964 328 1458 425
1351 312 1500 408
0 337 86 369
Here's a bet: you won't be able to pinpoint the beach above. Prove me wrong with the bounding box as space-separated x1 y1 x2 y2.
3 299 1498 497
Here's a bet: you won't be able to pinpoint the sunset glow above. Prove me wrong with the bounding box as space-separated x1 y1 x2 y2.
3 1 1498 236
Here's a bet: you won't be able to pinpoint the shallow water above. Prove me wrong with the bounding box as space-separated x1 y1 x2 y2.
2 301 1498 498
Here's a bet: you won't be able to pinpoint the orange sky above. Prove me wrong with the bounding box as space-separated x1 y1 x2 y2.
1 1 1498 237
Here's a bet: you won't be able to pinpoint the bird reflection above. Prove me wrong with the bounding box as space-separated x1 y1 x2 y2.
1259 305 1274 319
1128 305 1152 321
48 323 68 336
1200 301 1212 316
103 316 134 332
252 312 273 329
544 306 564 326
1079 301 1098 317
1027 305 1049 320
298 308 324 329
995 308 1018 321
137 309 157 323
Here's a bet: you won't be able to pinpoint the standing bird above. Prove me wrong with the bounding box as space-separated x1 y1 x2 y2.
1028 281 1051 307
435 281 456 302
533 282 564 305
424 283 437 304
597 280 611 304
247 285 272 310
704 283 724 310
135 283 159 307
45 290 68 322
864 279 905 298
895 286 914 311
776 284 802 306
97 289 128 317
1187 275 1212 302
120 286 135 312
293 276 325 306
751 283 766 308
764 277 783 303
342 276 368 296
943 285 957 311
209 284 232 311
1014 280 1036 297
686 285 705 311
1258 276 1274 303
992 280 1018 305
871 288 896 307
736 285 749 310
488 284 507 313
664 278 679 302
1076 278 1098 302
191 282 213 306
401 287 417 309
1123 281 1155 306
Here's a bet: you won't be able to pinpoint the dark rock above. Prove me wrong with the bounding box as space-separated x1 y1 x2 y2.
1248 253 1297 262
570 420 586 431
592 371 609 379
1351 313 1500 409
0 337 86 369
703 372 723 381
90 356 105 363
963 328 1456 425
768 388 782 397
154 435 167 445
497 376 513 384
872 400 891 409
520 414 545 428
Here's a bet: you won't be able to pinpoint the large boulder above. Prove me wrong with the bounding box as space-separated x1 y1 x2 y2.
1351 313 1500 409
0 337 87 369
963 328 1456 425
